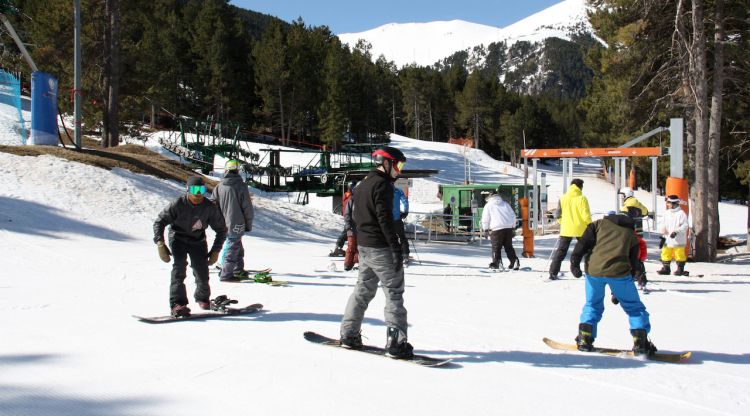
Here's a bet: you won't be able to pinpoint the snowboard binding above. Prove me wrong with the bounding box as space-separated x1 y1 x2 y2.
254 271 273 283
210 295 238 312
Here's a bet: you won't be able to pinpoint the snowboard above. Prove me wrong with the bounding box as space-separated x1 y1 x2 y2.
133 303 263 324
303 331 452 367
542 337 691 363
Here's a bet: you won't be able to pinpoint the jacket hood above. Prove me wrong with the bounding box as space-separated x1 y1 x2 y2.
221 171 244 185
603 212 635 229
567 184 582 196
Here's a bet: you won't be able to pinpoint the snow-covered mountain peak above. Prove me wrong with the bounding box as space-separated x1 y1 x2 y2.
338 0 593 68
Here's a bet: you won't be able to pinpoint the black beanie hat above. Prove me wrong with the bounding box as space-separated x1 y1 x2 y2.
186 176 204 189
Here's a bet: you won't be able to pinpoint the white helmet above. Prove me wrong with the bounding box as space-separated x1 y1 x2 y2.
619 187 634 198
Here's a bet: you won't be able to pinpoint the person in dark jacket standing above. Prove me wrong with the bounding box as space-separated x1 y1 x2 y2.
212 160 255 281
340 146 414 359
153 176 227 317
569 212 657 357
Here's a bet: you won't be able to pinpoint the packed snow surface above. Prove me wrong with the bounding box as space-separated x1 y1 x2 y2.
0 133 748 415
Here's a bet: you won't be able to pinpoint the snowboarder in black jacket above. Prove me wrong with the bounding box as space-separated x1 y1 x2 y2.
340 146 414 359
153 176 227 317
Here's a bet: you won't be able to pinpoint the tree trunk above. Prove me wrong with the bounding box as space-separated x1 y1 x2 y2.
277 87 285 144
690 0 710 262
101 0 111 148
706 0 725 262
107 0 120 148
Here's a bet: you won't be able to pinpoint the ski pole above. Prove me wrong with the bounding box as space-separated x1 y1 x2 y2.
409 238 421 265
540 236 561 278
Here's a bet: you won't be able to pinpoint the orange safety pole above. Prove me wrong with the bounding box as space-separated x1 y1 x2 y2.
665 177 690 256
519 197 535 258
629 168 636 189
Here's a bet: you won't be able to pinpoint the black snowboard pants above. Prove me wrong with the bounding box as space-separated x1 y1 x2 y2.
169 239 210 307
490 228 518 267
548 236 581 277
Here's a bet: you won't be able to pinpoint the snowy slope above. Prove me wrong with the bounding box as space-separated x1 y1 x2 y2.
338 0 595 67
1 136 749 415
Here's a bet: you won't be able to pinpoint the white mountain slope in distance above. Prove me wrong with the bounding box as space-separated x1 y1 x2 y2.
337 0 594 68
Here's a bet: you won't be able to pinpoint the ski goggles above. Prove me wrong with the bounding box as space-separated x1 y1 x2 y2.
394 160 406 172
189 185 207 195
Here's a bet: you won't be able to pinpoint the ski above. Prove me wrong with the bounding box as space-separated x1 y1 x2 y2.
542 337 691 363
133 303 263 324
303 331 452 367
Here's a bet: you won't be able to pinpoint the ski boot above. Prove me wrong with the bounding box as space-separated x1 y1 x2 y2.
489 262 500 270
340 332 363 350
385 327 414 359
233 270 250 279
171 304 191 318
197 300 211 310
329 247 345 257
575 323 594 352
210 295 237 312
631 329 657 357
673 261 686 276
656 261 671 275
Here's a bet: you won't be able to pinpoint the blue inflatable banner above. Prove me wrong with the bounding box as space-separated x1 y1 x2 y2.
30 71 58 146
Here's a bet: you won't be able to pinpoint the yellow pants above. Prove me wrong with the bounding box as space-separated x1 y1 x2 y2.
661 246 687 262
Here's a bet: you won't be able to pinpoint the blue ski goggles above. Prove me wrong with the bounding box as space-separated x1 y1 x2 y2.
189 185 207 195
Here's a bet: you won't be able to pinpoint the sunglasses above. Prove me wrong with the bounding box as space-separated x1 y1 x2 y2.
189 185 206 195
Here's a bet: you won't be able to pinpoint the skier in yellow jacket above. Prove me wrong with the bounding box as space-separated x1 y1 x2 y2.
548 178 591 280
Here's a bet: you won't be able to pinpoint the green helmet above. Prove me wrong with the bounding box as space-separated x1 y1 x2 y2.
225 159 241 171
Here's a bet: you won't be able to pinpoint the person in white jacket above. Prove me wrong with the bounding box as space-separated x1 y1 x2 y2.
480 188 519 270
657 195 689 276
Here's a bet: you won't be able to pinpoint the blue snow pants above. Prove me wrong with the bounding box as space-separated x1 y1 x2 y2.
580 274 650 338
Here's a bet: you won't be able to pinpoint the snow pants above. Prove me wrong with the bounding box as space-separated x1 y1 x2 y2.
580 274 651 338
341 246 407 339
661 246 686 262
219 235 245 280
490 228 518 266
549 236 581 277
343 235 359 271
169 239 210 307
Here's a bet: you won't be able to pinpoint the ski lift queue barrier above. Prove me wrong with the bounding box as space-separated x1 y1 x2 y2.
403 211 522 245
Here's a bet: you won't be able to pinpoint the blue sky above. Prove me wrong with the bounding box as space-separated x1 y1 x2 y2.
230 0 563 34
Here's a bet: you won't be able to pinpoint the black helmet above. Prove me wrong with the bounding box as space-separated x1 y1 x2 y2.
372 146 406 166
666 195 680 204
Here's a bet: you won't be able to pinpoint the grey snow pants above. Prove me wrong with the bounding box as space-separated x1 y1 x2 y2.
340 246 408 339
219 236 245 280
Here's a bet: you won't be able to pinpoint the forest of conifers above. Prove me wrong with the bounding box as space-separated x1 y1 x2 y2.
2 1 748 210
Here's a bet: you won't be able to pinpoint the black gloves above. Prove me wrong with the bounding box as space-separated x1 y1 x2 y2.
400 212 409 220
658 237 666 249
392 250 403 272
670 232 677 238
570 263 583 278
